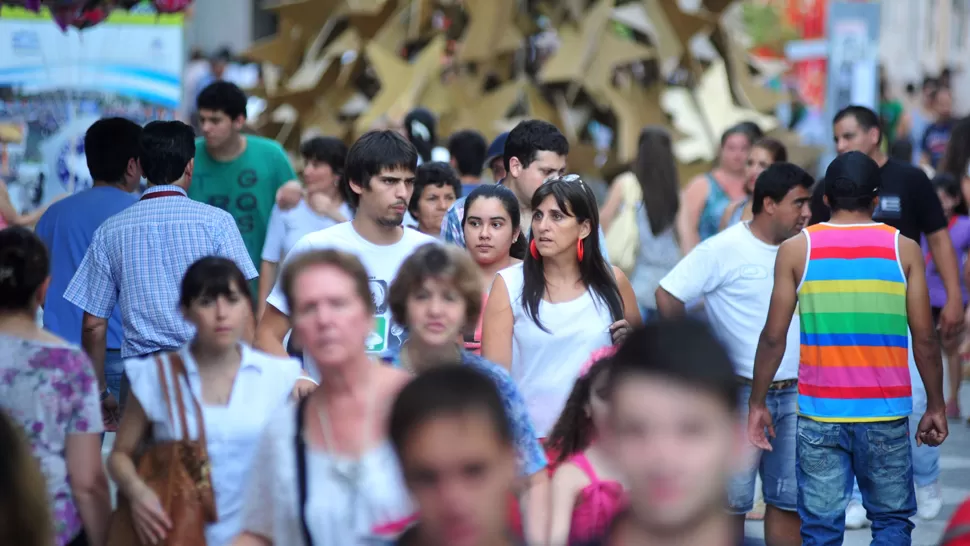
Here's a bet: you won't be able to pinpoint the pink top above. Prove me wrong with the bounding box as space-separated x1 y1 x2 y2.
567 452 627 544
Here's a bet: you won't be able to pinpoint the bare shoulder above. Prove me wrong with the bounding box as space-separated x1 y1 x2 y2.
779 232 807 256
551 460 592 489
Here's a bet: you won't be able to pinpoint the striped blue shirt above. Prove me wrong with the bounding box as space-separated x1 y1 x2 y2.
64 185 257 358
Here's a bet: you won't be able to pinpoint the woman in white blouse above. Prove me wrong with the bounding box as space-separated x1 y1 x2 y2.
234 249 415 546
482 176 641 439
258 137 353 316
108 257 308 546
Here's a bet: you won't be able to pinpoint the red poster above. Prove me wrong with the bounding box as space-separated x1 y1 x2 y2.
786 0 828 108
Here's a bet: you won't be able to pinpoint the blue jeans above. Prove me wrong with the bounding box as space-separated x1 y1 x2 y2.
797 417 916 545
104 349 124 400
728 383 798 512
849 386 940 502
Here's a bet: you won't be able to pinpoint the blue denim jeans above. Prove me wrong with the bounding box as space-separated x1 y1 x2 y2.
728 383 798 512
104 349 124 400
796 417 916 545
849 386 940 502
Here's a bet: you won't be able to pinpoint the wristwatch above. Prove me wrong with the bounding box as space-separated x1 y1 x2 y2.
100 388 111 402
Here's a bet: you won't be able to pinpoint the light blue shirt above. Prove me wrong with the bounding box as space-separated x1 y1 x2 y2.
35 185 137 348
63 185 257 357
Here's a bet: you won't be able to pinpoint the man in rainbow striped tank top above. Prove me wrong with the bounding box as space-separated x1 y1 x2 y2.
748 152 949 545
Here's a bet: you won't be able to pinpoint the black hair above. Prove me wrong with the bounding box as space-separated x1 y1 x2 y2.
139 120 196 186
923 76 939 90
524 178 623 331
196 80 248 120
833 105 882 144
447 129 488 177
731 121 764 143
632 127 679 236
751 162 815 214
940 116 970 183
403 108 438 163
299 136 347 174
407 162 462 216
179 256 253 311
823 151 881 213
809 178 830 226
932 172 968 215
463 184 526 260
0 227 49 312
84 117 143 184
905 82 916 96
752 137 788 163
343 130 419 209
607 318 738 413
503 120 569 174
545 356 613 466
389 366 512 458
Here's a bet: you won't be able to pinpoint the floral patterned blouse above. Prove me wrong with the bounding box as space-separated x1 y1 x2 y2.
0 335 104 546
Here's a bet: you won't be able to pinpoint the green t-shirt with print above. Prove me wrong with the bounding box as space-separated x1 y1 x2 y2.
189 135 296 277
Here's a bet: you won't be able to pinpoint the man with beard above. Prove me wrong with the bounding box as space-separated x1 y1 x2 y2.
655 163 814 546
255 130 436 365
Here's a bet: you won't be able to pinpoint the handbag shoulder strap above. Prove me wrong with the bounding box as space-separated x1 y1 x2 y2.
166 352 208 447
295 396 313 546
154 355 175 428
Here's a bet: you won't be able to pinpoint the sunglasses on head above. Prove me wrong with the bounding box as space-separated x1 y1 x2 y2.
544 173 584 185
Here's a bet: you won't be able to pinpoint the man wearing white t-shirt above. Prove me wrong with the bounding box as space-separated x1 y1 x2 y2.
655 163 814 546
255 130 437 363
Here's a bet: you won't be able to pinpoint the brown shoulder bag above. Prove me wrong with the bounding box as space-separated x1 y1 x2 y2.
107 352 217 546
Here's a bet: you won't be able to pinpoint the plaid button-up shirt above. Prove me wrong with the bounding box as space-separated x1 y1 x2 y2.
64 185 257 357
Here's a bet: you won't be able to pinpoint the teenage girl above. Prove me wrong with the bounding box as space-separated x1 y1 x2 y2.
546 347 627 545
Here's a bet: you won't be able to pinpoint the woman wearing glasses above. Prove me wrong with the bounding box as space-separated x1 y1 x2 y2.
482 176 641 440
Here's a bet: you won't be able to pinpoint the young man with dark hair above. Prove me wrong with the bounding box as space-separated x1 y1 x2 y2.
408 161 461 237
656 163 814 546
579 319 763 546
440 120 567 247
191 81 297 296
390 365 521 546
814 105 962 524
750 151 949 544
35 117 143 416
65 120 256 371
256 130 436 365
447 129 488 195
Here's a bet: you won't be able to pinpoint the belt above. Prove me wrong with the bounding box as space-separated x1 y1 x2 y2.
736 376 797 391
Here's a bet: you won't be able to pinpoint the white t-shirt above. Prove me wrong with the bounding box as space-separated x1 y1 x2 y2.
266 222 437 366
124 344 302 546
658 222 800 380
261 200 354 263
497 263 614 436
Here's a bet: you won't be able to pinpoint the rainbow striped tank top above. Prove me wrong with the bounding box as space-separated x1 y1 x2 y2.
796 222 912 422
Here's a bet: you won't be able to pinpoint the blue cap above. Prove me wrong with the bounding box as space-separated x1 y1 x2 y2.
484 132 509 166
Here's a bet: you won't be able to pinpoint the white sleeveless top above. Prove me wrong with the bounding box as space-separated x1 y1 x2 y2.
240 403 415 545
124 344 302 546
497 263 614 436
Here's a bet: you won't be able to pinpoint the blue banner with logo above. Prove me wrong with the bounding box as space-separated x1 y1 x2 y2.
0 4 183 209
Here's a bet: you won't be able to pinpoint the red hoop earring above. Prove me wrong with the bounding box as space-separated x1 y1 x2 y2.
530 239 540 260
577 239 585 261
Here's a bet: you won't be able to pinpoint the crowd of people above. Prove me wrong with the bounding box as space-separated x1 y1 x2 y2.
0 76 968 546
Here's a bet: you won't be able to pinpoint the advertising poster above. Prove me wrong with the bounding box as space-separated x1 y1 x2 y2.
785 0 828 109
0 3 184 211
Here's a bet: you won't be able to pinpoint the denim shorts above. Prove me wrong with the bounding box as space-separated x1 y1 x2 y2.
728 381 799 513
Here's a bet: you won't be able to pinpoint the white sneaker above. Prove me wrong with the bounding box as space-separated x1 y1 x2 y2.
916 482 943 520
845 501 869 529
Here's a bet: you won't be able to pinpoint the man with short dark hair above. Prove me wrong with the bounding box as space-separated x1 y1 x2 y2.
408 162 461 238
36 117 143 414
447 129 488 195
750 151 949 545
390 366 521 546
190 81 297 295
656 163 814 545
256 130 437 364
65 120 256 365
578 319 763 546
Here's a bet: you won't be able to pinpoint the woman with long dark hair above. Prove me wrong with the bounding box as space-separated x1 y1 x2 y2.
601 127 682 320
462 184 525 353
482 176 641 439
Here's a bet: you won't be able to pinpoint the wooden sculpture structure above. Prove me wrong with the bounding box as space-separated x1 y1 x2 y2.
246 0 818 182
